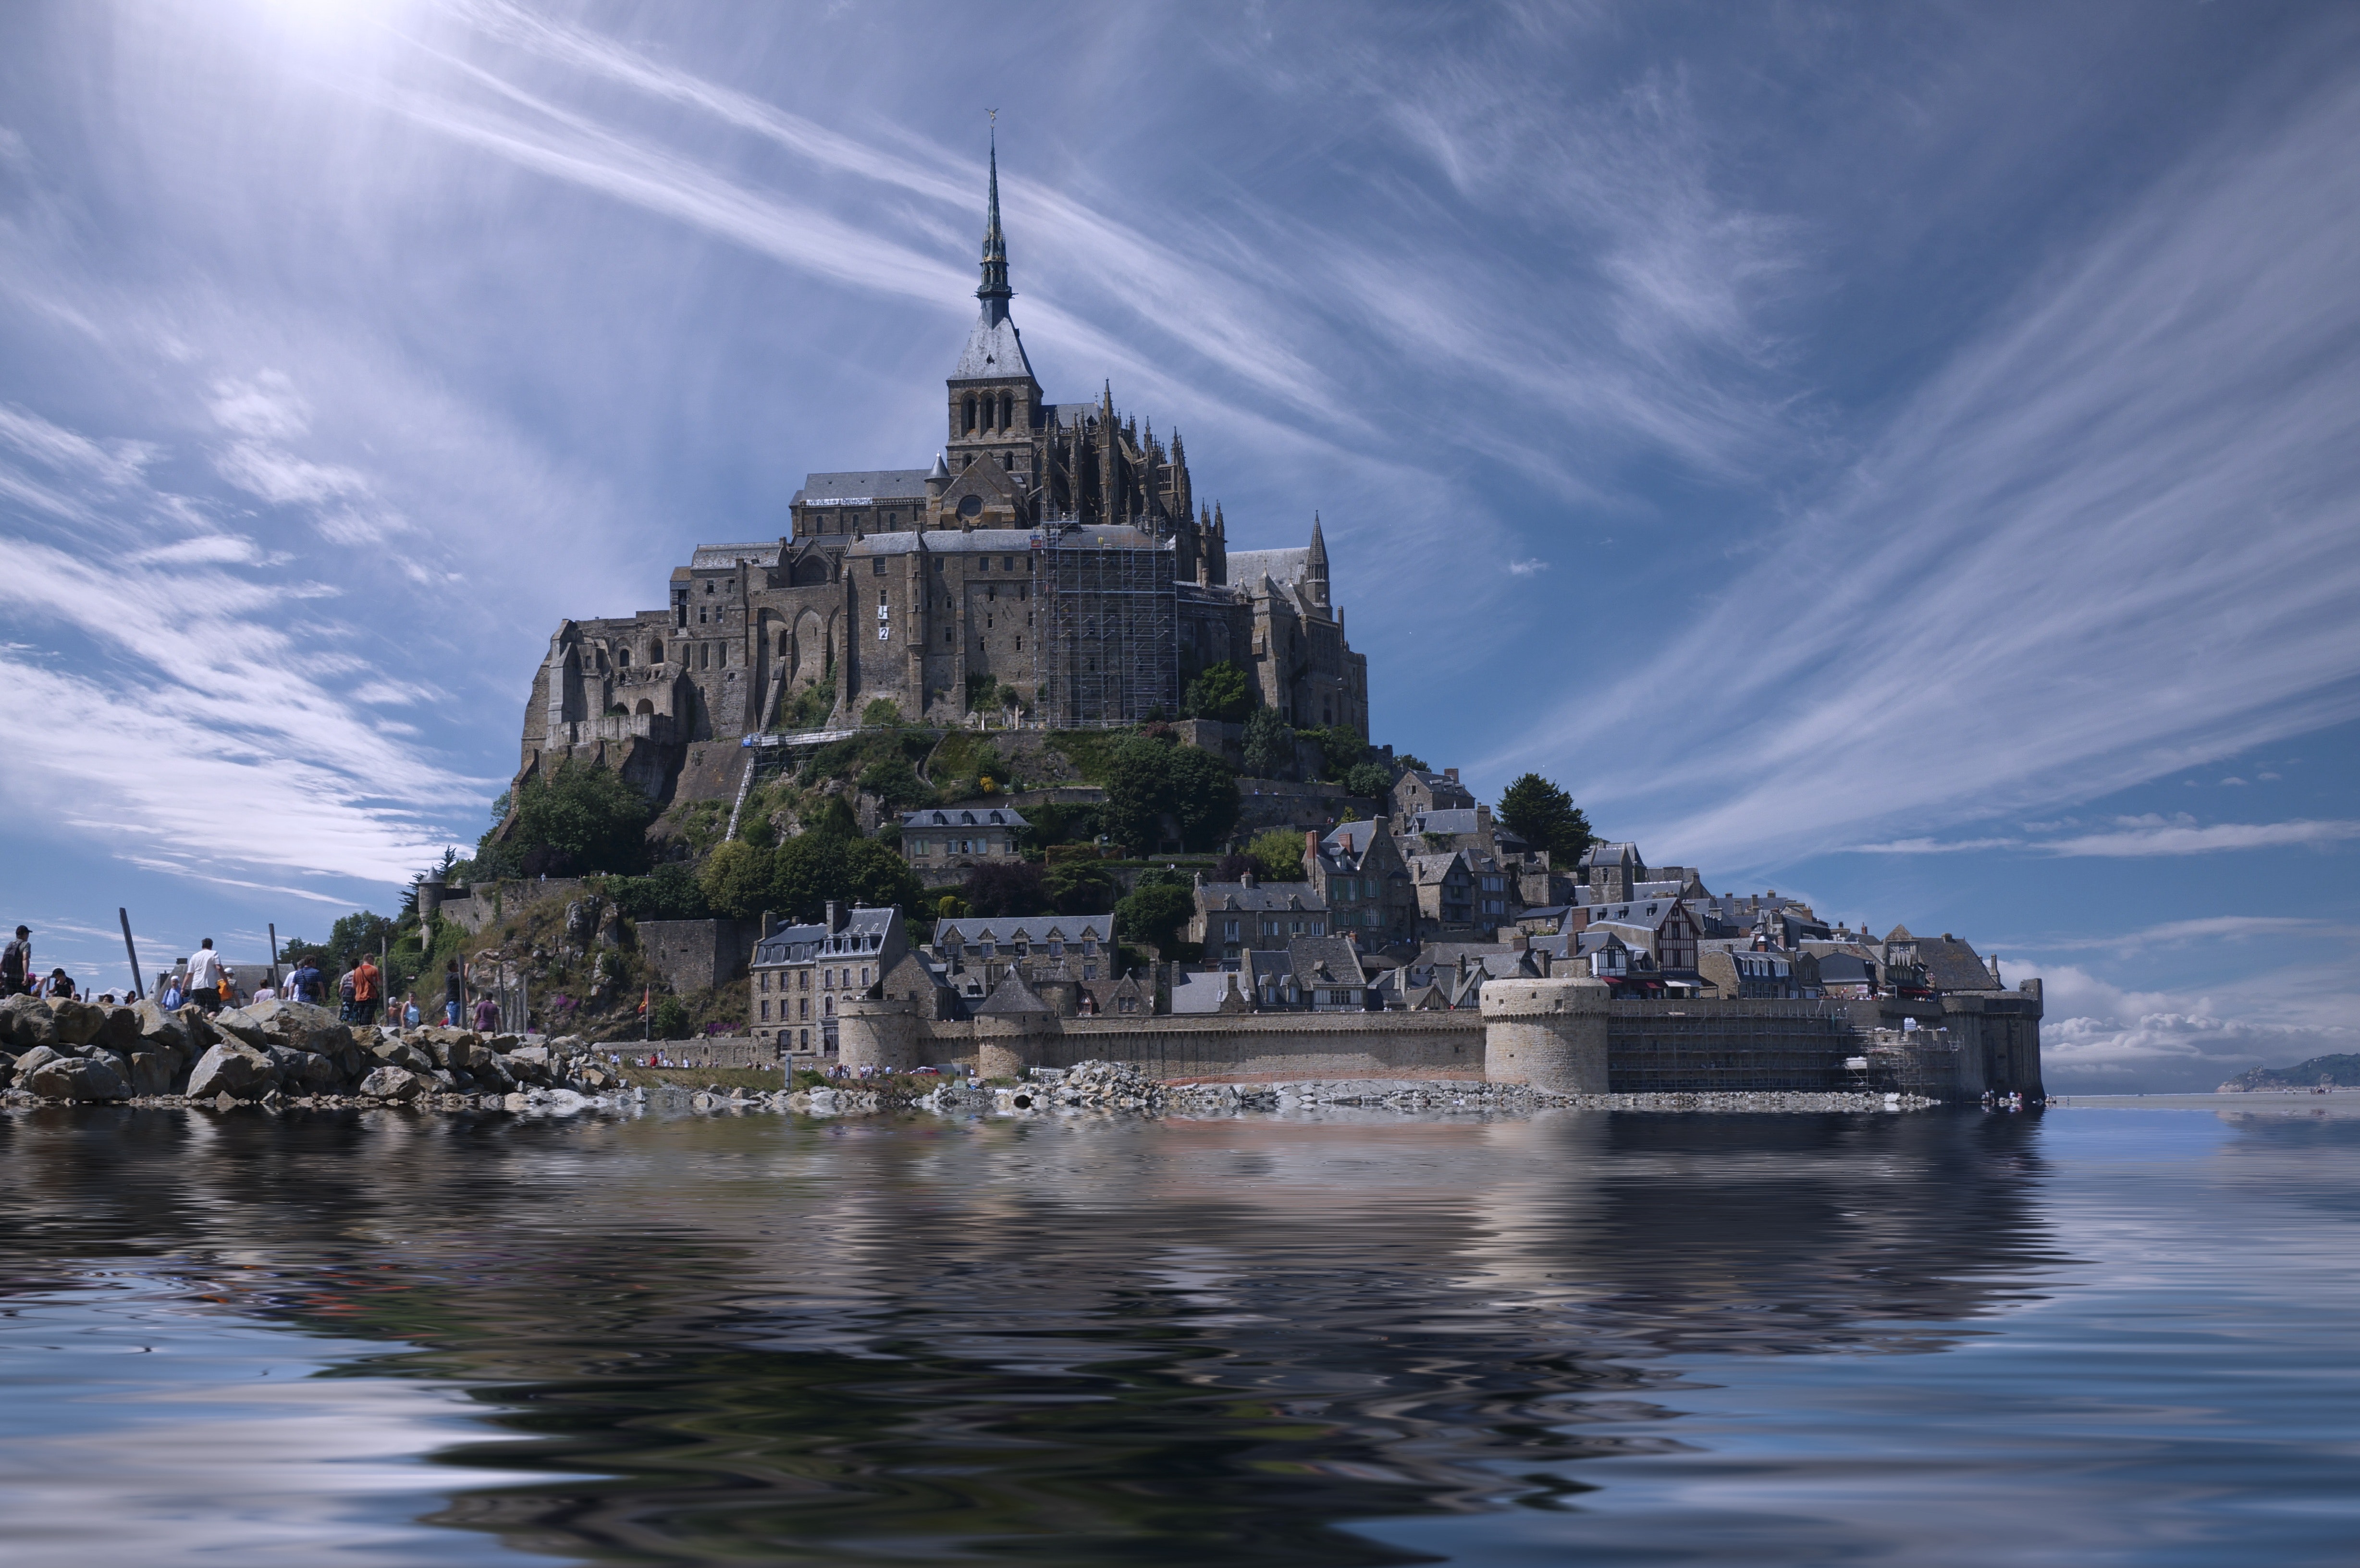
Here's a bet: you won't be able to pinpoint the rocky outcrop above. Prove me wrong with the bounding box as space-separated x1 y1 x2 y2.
0 996 631 1111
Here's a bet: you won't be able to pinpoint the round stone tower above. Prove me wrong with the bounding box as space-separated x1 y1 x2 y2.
1481 976 1611 1093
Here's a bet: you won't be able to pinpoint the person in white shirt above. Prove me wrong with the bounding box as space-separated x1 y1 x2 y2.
184 938 225 1013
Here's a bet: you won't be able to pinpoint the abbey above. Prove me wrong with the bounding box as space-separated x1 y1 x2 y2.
517 140 1367 796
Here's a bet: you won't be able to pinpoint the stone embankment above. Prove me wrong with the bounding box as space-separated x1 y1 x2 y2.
0 993 640 1111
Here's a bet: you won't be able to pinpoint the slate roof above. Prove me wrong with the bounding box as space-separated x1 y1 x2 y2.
688 542 783 570
1322 820 1388 858
973 970 1052 1016
935 915 1112 948
1404 808 1484 837
1914 934 2000 992
1194 882 1329 914
951 312 1035 381
1817 953 1876 987
1226 547 1310 596
902 806 1031 831
1583 898 1684 931
1578 841 1644 870
753 906 899 966
792 471 933 505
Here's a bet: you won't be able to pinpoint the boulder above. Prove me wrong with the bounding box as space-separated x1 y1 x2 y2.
216 999 352 1056
12 1044 63 1081
370 1039 434 1075
89 1006 144 1052
46 997 108 1046
357 1065 425 1102
474 1056 518 1093
131 999 192 1053
0 995 58 1051
186 1041 276 1101
128 1051 183 1097
267 1047 341 1095
27 1053 131 1101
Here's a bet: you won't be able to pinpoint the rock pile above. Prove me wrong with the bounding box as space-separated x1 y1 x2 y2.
1037 1061 1164 1113
0 993 625 1110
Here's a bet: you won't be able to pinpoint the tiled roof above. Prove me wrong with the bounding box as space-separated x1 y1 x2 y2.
793 470 933 504
902 806 1031 830
1194 882 1328 913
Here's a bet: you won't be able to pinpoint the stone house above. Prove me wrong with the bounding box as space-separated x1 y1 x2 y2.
932 915 1115 1001
1883 927 2005 993
1243 937 1371 1011
1697 946 1806 1000
1302 823 1417 946
750 904 908 1058
1188 874 1331 968
1582 897 1703 975
1390 767 1476 825
900 804 1030 873
1575 841 1647 902
1402 850 1487 937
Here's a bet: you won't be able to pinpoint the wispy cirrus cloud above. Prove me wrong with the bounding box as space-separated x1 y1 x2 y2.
1510 72 2360 869
1852 817 2360 858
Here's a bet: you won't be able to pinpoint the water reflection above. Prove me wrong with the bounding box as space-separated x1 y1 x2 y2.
0 1107 2064 1564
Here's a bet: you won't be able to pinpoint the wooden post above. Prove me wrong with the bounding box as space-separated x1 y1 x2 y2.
119 908 145 1000
268 923 280 988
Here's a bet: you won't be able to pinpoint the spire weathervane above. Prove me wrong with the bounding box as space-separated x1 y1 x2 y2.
977 112 1012 320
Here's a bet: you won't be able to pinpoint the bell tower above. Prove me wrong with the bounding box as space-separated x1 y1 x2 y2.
946 121 1043 511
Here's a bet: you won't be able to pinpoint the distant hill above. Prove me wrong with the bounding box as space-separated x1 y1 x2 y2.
2218 1054 2360 1093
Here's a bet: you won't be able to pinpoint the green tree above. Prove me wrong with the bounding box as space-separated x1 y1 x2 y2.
1116 882 1194 953
486 759 656 877
1167 745 1241 851
1245 827 1313 882
1298 725 1369 782
1182 660 1253 723
1345 760 1393 800
860 697 903 727
843 837 925 912
1241 707 1297 780
327 910 398 969
806 794 860 842
600 863 708 920
650 994 691 1041
1496 772 1594 864
964 859 1050 917
1045 857 1119 915
697 841 771 922
1098 734 1176 853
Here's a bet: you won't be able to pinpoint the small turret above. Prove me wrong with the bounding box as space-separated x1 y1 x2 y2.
1306 513 1330 612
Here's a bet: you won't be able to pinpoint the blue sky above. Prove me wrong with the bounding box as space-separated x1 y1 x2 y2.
1 1 2355 1091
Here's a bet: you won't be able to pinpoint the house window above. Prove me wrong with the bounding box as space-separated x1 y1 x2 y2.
799 971 810 989
760 1000 770 1020
873 559 886 575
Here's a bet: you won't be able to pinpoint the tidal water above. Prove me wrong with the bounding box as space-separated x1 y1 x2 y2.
2 1099 2356 1567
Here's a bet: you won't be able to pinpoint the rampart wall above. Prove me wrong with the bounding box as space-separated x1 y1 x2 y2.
837 980 2045 1099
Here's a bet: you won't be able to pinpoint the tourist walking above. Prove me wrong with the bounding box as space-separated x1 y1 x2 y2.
402 994 421 1029
350 954 381 1026
472 993 500 1033
337 966 356 1021
184 939 226 1014
443 960 464 1027
1 926 29 997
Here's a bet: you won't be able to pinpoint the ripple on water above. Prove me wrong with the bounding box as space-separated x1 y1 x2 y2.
0 1102 2356 1566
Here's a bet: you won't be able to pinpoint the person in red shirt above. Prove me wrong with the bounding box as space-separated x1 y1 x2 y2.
350 956 382 1026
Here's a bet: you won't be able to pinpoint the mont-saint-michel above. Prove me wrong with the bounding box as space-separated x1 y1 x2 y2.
8 9 2357 1564
2 144 2043 1113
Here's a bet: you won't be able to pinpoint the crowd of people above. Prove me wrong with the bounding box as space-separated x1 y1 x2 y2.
2 923 512 1037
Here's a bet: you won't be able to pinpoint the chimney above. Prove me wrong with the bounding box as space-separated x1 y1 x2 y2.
1192 870 1204 889
1444 767 1459 783
1305 829 1321 865
1242 870 1255 889
826 900 841 932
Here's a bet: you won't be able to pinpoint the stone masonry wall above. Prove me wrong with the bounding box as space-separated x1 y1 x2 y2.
638 919 759 995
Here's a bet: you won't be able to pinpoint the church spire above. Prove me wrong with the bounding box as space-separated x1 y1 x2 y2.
977 118 1012 323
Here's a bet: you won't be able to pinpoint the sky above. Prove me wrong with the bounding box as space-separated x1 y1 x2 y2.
1 0 2355 1092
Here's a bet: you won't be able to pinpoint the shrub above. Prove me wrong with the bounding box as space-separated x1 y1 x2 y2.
776 670 836 732
1345 760 1394 801
650 994 691 1041
859 755 935 812
1241 708 1297 780
860 697 903 727
1045 858 1118 915
599 863 709 920
1245 828 1312 882
1182 660 1253 722
1297 724 1370 783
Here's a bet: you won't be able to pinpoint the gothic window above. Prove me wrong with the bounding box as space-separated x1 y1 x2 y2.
615 648 629 668
999 392 1012 428
650 640 663 662
1001 452 1013 470
963 394 977 432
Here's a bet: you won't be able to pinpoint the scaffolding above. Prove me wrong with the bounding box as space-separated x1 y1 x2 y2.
1032 525 1177 725
1606 1000 1863 1092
